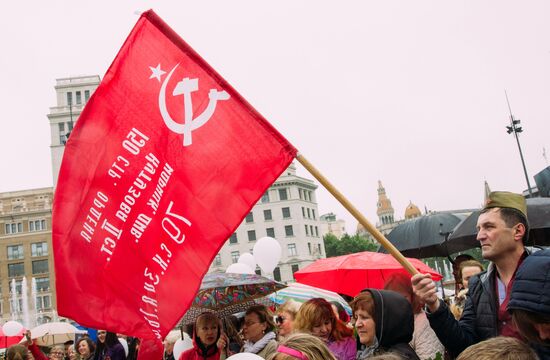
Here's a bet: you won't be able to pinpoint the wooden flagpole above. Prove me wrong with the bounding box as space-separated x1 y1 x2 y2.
297 153 418 276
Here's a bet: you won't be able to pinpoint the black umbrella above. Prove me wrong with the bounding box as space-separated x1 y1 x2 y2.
378 212 468 258
448 197 550 250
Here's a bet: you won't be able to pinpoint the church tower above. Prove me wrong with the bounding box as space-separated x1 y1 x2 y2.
376 180 395 225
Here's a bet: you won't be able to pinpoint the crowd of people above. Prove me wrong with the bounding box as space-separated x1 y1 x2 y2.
4 329 138 360
5 191 550 360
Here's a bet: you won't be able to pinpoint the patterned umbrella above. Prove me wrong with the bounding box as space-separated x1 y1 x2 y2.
268 282 352 315
180 273 285 324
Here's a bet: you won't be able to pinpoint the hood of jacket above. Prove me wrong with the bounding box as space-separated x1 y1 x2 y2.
508 249 550 315
365 289 414 349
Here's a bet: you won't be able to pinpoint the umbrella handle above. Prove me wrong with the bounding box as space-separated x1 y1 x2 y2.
297 154 419 276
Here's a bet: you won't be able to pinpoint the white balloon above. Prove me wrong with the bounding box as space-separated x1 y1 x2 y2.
253 237 281 274
173 333 193 360
238 253 256 271
227 353 264 360
2 321 23 336
226 263 254 274
118 338 129 357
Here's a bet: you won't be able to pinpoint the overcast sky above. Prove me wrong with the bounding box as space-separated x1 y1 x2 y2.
2 1 549 232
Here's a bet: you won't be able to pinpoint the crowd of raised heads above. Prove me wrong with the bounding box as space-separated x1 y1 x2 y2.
5 329 138 360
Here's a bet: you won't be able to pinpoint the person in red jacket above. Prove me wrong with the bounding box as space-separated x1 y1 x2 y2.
179 312 228 360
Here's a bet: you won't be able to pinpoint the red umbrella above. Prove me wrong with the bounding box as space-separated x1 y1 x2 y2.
0 327 25 349
294 251 442 297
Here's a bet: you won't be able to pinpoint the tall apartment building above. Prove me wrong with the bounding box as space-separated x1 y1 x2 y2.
319 212 346 239
47 75 101 186
208 163 325 283
0 188 56 325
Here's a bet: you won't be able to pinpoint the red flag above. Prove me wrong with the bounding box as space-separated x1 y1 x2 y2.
53 8 296 345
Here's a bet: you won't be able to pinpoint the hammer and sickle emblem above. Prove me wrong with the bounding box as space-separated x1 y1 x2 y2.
159 64 230 146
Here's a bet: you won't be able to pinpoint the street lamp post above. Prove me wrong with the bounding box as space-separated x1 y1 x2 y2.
505 91 533 197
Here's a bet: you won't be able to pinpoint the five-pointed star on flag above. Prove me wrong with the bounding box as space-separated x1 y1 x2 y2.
149 64 166 82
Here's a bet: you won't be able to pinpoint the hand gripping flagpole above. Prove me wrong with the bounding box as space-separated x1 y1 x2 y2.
296 153 419 276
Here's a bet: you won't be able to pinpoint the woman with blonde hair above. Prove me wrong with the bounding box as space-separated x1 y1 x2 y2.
293 298 355 360
275 300 301 340
268 333 337 360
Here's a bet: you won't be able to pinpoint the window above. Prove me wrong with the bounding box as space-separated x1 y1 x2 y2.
261 192 270 203
291 264 299 274
76 91 82 104
278 188 288 201
282 207 291 219
318 244 322 255
288 243 297 257
36 295 51 310
304 225 309 236
299 189 303 200
263 209 272 221
8 263 24 277
32 260 49 275
214 254 222 266
66 92 73 106
58 122 66 144
31 242 48 257
229 233 238 244
245 212 254 223
315 226 319 237
84 90 90 102
285 225 294 237
29 219 46 232
302 207 306 218
273 267 281 281
266 228 275 238
247 230 257 242
307 208 311 219
13 279 22 294
5 223 22 234
35 277 50 292
255 269 262 276
231 251 240 263
308 243 312 254
7 245 23 260
312 209 316 219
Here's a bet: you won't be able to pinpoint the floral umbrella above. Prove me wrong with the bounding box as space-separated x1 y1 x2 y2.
180 273 285 324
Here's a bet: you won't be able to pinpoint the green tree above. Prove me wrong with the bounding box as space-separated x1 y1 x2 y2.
323 233 378 257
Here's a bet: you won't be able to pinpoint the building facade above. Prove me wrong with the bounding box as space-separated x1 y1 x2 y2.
208 163 325 283
47 75 101 186
319 212 346 239
0 188 56 325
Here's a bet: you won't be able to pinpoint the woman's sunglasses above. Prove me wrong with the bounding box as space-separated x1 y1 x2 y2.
275 316 286 325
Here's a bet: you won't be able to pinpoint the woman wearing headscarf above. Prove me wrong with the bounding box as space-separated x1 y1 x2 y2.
351 289 420 359
384 273 444 360
293 298 355 360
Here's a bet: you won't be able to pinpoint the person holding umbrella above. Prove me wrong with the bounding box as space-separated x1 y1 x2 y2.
411 191 533 358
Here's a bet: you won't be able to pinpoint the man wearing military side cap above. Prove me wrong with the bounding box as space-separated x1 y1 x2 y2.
411 191 534 358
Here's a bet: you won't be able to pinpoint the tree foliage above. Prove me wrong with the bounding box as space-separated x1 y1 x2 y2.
323 233 379 257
